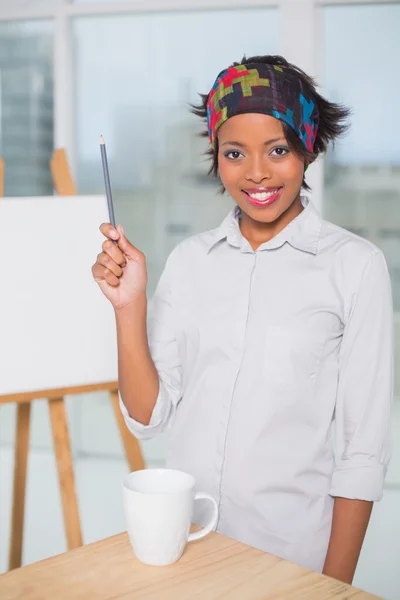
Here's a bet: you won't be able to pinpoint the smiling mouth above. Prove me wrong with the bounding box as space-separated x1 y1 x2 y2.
242 187 283 206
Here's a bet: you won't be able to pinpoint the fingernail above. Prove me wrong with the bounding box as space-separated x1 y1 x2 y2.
110 230 117 239
120 225 124 235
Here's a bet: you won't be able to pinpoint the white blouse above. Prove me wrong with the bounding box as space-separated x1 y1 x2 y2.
120 196 393 572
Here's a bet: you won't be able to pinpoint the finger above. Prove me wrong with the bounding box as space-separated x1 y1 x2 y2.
92 263 120 287
96 252 123 278
100 222 119 242
115 225 145 262
102 238 126 267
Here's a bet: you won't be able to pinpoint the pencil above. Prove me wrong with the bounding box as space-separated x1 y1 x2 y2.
100 135 117 234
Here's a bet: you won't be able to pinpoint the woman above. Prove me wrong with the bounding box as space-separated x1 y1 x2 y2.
92 55 393 583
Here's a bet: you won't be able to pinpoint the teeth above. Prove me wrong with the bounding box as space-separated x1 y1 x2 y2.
248 190 278 201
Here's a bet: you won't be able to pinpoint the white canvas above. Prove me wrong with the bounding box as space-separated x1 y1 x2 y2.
0 195 118 395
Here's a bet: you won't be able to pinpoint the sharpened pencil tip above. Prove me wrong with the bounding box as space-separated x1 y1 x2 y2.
100 135 105 144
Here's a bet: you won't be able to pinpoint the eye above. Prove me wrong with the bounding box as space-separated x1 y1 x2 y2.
270 146 289 157
223 150 244 160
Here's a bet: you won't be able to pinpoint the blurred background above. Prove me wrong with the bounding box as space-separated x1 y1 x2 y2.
0 1 399 598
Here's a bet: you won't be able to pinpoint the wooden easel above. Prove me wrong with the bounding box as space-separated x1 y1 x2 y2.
1 150 145 571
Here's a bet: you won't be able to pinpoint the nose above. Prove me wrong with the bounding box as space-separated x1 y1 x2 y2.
245 155 272 184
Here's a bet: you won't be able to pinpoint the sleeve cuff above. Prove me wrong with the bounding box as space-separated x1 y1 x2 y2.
119 386 169 441
329 461 387 502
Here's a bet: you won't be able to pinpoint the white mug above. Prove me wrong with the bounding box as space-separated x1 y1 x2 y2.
122 468 218 566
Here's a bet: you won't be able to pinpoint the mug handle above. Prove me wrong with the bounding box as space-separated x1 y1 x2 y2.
188 492 219 542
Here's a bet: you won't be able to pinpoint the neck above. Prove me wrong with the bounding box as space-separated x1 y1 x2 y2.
239 194 303 251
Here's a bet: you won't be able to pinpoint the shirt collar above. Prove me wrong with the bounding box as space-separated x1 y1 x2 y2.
206 195 322 255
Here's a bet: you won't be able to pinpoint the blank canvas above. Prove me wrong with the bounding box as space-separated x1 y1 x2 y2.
0 195 118 395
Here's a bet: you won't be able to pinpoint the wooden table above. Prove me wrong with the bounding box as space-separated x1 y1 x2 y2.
0 531 381 599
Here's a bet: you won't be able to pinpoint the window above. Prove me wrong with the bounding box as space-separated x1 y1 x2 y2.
323 4 400 312
0 20 53 196
73 8 279 295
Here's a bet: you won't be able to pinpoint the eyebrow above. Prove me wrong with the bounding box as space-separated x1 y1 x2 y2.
220 137 286 148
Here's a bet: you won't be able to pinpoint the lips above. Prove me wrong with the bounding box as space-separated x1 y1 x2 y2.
242 187 283 207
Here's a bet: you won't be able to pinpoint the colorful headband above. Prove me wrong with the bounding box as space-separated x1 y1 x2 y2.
206 63 319 154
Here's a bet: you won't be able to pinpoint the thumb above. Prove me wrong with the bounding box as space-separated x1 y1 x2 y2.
116 225 142 260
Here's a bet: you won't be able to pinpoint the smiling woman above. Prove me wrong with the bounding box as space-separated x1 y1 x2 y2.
192 54 349 249
217 114 303 248
218 115 303 244
95 51 394 585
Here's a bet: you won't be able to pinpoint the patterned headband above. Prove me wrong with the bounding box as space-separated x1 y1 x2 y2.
206 63 319 154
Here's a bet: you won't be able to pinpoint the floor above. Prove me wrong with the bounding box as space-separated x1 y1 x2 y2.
1 403 400 600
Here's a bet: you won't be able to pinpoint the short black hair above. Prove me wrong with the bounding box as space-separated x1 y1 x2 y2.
191 54 351 192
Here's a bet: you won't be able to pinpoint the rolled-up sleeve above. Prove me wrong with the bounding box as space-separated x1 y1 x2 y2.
121 249 182 441
329 250 394 501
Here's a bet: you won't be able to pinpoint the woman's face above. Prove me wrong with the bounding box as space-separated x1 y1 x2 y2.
217 113 305 235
